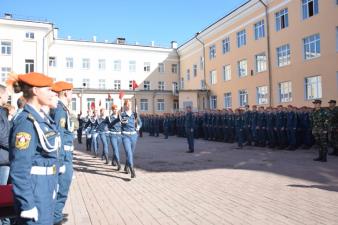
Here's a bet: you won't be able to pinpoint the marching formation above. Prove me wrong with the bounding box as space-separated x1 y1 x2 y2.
77 100 142 179
142 101 338 162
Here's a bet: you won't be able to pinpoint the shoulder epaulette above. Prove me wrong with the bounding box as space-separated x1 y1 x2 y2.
27 113 36 122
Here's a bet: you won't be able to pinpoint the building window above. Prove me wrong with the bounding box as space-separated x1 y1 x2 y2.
25 59 34 73
305 75 322 100
193 65 197 77
25 32 35 39
210 96 217 110
140 99 148 111
143 81 150 90
113 60 121 71
257 86 268 105
98 59 106 70
105 98 114 111
200 57 204 70
254 20 265 40
66 57 73 68
172 82 179 94
158 81 165 91
1 67 11 83
157 99 165 111
238 59 248 78
99 79 105 89
83 79 90 88
128 80 133 90
279 81 292 102
71 98 76 111
180 77 184 89
1 41 11 55
237 29 246 48
114 80 121 90
129 60 136 72
222 37 230 54
209 45 216 59
49 57 56 67
171 64 178 74
86 98 95 110
255 53 267 73
304 34 320 60
223 65 231 81
82 58 90 69
210 70 217 85
144 62 150 72
65 78 73 84
224 92 232 109
186 69 190 81
275 8 289 31
200 80 206 89
277 44 291 67
239 89 248 107
158 63 165 73
302 0 318 19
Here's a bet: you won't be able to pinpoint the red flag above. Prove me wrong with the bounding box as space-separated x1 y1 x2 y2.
132 80 139 90
108 93 112 100
119 90 125 100
90 102 95 110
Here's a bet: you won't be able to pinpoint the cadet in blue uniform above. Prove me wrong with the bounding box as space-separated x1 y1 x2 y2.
108 105 122 170
50 81 74 225
185 106 194 153
96 108 110 164
9 72 61 225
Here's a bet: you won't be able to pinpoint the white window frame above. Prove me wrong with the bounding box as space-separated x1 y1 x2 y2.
199 57 204 70
83 79 90 88
113 60 121 71
305 75 322 100
256 86 268 105
224 92 232 109
158 81 165 91
279 81 292 103
49 57 56 67
144 62 150 72
238 59 248 78
277 44 291 67
223 65 231 81
255 53 267 73
1 67 11 83
209 45 216 59
239 89 248 107
82 58 90 69
303 34 320 60
1 41 11 55
193 64 197 77
66 57 73 69
222 37 230 54
99 79 106 89
171 64 178 74
210 96 217 110
98 59 106 70
140 99 148 111
302 0 319 20
71 98 76 111
158 63 165 73
143 81 150 90
275 8 289 31
210 70 217 85
156 99 165 112
129 60 136 72
254 20 265 40
237 29 246 48
114 80 121 90
186 69 190 81
25 32 34 39
25 59 34 73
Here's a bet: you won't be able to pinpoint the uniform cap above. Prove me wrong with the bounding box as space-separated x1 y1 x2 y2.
52 81 73 92
312 99 322 104
287 104 293 108
328 100 336 104
18 72 53 87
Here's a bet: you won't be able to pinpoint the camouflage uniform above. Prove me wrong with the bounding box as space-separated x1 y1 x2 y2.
327 106 338 155
311 106 329 162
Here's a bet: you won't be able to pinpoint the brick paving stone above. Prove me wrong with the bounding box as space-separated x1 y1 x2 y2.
63 135 338 225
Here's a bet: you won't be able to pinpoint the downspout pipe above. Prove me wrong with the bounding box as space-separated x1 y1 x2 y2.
42 27 54 74
258 0 273 107
195 33 209 109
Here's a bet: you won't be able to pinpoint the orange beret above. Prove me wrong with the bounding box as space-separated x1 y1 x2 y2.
52 81 73 92
18 72 53 87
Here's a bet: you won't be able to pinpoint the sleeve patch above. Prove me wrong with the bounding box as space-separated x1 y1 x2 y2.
60 118 66 128
15 132 31 150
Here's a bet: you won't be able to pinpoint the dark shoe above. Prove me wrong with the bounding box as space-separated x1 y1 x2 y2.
130 167 136 178
186 150 194 153
117 163 121 171
124 165 129 174
63 213 69 218
111 159 117 166
313 151 322 161
104 156 109 164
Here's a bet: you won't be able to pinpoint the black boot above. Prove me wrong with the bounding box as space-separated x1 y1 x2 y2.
104 155 109 164
116 162 121 171
313 150 322 161
111 158 116 166
321 150 327 162
124 164 129 174
130 167 136 178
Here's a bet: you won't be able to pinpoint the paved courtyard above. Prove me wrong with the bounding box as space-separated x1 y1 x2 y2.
64 135 338 225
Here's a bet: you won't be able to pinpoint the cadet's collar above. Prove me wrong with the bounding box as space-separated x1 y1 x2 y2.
58 100 70 113
125 110 132 117
25 104 45 122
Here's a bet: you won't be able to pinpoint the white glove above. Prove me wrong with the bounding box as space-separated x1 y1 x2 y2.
21 207 38 222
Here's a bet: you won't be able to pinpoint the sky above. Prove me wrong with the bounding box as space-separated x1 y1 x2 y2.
1 0 248 47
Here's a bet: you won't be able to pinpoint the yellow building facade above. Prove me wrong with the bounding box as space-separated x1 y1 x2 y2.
178 0 338 110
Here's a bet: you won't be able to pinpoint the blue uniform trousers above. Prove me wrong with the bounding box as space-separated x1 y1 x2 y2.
122 134 138 167
99 132 109 157
110 134 122 163
186 129 194 151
